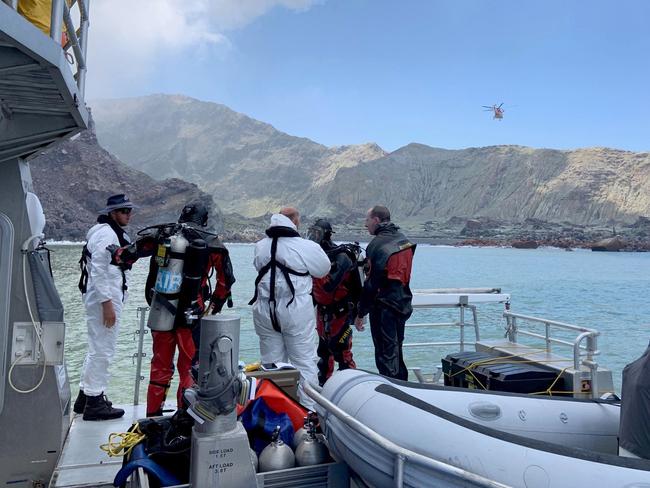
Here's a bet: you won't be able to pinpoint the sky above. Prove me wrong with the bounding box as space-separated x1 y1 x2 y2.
85 0 650 153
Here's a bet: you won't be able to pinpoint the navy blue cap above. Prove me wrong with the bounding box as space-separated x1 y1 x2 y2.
100 194 135 214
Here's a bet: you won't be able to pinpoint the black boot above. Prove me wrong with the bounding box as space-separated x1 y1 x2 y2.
83 393 125 421
73 390 87 414
74 389 112 414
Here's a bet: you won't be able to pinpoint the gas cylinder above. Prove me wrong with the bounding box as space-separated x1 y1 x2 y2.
259 426 295 472
293 418 309 448
250 448 259 472
293 426 308 449
295 431 329 467
147 232 189 331
293 411 317 448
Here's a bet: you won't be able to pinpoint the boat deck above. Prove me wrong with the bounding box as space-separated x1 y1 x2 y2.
51 404 150 488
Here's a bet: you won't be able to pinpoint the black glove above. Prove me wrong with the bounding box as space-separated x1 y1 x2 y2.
107 243 139 266
210 293 233 314
210 296 227 314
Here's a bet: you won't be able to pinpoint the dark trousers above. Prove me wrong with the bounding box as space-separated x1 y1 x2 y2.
369 306 409 380
316 311 356 386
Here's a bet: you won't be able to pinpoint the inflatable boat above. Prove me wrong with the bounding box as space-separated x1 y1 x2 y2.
315 369 650 488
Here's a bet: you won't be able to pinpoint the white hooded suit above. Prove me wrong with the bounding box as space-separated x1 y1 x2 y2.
79 222 130 397
252 214 330 408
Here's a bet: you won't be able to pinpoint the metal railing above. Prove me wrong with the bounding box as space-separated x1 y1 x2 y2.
304 382 508 488
398 290 604 396
503 311 601 396
400 289 508 380
404 302 480 352
3 0 90 97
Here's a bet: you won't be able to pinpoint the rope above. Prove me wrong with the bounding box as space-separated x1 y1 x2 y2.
444 350 573 396
99 422 145 458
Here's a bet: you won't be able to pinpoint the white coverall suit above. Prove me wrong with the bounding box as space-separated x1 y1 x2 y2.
79 223 130 397
252 214 330 408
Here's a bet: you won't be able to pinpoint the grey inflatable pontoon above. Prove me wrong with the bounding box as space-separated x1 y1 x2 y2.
316 369 650 488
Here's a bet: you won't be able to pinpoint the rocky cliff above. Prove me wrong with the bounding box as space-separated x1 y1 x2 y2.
90 94 650 226
29 118 219 241
91 95 386 217
327 144 650 225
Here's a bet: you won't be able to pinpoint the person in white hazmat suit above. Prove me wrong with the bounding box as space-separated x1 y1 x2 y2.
74 194 135 420
251 208 330 409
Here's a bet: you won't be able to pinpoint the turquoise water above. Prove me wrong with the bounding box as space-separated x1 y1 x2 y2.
50 243 650 404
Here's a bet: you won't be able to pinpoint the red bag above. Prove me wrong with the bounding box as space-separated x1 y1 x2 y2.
238 378 307 432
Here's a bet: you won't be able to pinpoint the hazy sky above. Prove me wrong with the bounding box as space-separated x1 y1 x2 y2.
87 0 650 152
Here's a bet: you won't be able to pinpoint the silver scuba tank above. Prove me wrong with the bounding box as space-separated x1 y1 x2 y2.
259 426 295 472
293 411 315 448
295 431 329 467
250 448 259 472
147 232 189 331
293 426 308 450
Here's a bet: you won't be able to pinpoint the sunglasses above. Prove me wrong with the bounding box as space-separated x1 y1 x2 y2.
117 208 132 214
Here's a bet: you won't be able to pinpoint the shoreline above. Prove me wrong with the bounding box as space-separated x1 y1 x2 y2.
48 236 650 252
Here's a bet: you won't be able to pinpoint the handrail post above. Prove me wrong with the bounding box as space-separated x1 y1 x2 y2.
394 454 405 487
459 306 465 352
572 331 592 370
50 0 64 43
133 306 149 406
459 295 468 352
505 313 518 342
471 305 480 341
586 333 597 363
544 321 551 351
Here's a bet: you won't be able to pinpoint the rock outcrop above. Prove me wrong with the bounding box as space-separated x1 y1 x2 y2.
30 117 219 241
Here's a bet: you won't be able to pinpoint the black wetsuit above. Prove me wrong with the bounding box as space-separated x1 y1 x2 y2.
358 223 416 380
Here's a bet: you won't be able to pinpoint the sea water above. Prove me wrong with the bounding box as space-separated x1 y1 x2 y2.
50 243 649 404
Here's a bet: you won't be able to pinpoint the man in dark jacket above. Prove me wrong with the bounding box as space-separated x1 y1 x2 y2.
354 206 416 380
309 219 361 385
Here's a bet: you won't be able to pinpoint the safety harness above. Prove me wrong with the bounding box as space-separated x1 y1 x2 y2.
78 215 131 298
249 226 309 332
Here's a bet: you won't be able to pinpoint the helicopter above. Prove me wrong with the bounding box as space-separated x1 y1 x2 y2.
483 103 504 120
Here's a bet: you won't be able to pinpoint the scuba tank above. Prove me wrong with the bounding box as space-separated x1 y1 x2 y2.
293 422 308 449
293 411 316 448
295 429 329 467
177 238 208 322
259 426 295 472
147 231 189 331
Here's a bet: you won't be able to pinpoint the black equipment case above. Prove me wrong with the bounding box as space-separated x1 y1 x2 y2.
442 350 565 395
